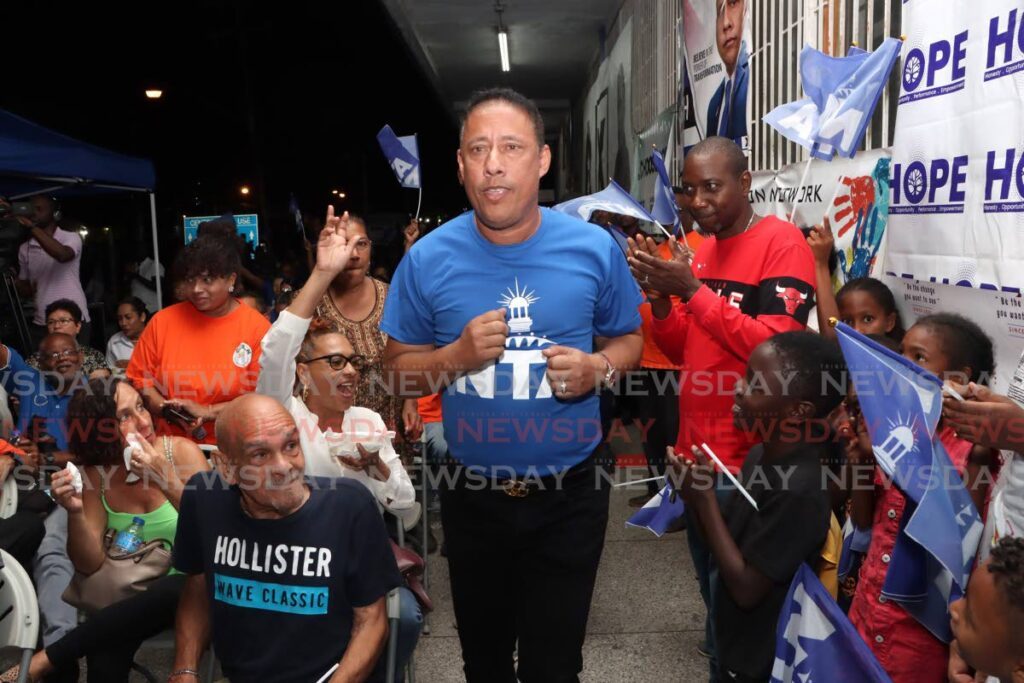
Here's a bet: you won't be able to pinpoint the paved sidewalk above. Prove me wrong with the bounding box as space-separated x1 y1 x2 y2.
413 470 710 682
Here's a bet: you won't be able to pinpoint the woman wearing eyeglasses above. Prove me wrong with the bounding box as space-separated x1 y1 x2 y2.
127 234 271 444
25 299 110 379
256 207 415 511
313 214 423 451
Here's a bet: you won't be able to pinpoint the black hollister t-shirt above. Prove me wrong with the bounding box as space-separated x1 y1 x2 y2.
713 444 831 681
173 474 402 683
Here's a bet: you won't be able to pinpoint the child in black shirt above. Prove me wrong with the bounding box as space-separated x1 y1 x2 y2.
670 331 846 682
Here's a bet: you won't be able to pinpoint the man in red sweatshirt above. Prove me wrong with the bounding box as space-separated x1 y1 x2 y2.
628 136 815 677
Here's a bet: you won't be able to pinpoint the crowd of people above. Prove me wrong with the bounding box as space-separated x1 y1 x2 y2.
0 85 1022 683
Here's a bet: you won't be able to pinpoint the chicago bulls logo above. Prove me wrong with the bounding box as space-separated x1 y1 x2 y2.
775 284 809 316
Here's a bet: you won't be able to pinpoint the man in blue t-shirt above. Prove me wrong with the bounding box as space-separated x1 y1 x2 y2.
170 395 401 683
381 87 643 683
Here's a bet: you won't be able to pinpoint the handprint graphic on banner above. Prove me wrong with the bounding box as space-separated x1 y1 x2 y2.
833 157 891 281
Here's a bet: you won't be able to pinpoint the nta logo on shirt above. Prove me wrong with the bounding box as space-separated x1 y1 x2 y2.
451 278 556 401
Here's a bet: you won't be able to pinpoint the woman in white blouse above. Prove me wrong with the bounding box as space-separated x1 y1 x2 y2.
256 207 415 514
106 296 149 371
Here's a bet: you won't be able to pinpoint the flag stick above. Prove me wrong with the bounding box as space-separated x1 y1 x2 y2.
698 441 759 510
316 664 339 683
612 475 667 488
414 186 423 223
789 156 815 227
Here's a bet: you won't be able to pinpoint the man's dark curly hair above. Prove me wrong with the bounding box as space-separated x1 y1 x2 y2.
989 537 1024 616
172 233 241 285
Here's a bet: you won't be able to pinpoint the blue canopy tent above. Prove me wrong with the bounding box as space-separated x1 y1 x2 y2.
0 109 163 307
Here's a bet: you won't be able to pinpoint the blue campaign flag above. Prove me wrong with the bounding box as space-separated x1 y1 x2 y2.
552 179 659 225
833 322 941 502
376 124 421 189
882 438 985 641
764 38 901 160
625 484 685 537
771 564 892 683
650 149 681 232
834 321 984 641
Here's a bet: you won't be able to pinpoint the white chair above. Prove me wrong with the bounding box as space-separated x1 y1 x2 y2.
0 478 17 520
0 549 40 683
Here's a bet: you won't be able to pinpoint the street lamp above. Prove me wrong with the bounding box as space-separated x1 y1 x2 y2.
145 89 163 99
240 186 251 196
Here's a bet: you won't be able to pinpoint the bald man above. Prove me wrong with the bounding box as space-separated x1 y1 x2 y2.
170 395 402 683
628 136 815 676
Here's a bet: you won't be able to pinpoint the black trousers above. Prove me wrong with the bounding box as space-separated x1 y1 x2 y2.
628 368 680 493
440 451 611 683
45 573 186 683
0 510 45 570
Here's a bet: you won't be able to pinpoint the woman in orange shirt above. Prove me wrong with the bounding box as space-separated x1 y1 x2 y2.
127 234 270 444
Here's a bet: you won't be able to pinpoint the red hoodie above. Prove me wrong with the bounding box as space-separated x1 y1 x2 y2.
650 215 816 472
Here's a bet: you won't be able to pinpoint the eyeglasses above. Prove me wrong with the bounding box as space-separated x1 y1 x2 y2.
42 349 80 362
47 318 76 326
299 353 368 372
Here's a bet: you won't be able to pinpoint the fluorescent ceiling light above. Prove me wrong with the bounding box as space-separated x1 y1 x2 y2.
498 29 510 72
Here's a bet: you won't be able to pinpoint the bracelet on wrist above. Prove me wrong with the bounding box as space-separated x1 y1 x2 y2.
168 668 199 681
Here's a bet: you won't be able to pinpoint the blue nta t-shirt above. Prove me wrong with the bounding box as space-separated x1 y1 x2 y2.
172 474 402 683
381 208 642 476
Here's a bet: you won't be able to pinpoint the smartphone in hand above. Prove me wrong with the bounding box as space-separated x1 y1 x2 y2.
162 404 207 441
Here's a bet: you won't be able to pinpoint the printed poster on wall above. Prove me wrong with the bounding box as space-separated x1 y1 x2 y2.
633 106 677 214
680 0 753 148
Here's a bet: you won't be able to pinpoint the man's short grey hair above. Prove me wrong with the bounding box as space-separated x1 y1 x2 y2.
461 87 545 148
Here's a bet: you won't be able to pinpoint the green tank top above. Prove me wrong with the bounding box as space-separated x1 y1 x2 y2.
101 436 181 574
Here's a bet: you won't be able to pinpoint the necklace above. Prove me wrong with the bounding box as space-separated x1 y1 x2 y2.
741 211 758 234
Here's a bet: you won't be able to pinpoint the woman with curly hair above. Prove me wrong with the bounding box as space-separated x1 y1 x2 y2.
256 208 421 680
126 234 270 444
1 377 207 682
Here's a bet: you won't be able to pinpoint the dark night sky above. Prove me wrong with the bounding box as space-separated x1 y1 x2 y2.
2 1 466 261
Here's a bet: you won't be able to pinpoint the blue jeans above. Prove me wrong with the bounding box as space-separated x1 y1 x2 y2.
392 586 423 681
684 474 736 682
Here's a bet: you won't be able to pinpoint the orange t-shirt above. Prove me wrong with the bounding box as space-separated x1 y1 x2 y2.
640 234 704 370
417 393 442 424
127 301 271 443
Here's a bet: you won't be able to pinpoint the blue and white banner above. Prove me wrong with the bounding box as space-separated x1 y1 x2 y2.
376 124 421 189
771 564 892 683
764 39 901 160
625 484 685 537
885 0 1024 293
552 180 659 225
834 322 983 641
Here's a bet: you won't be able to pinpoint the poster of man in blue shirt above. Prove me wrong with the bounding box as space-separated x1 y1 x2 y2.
382 87 643 682
683 0 752 145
